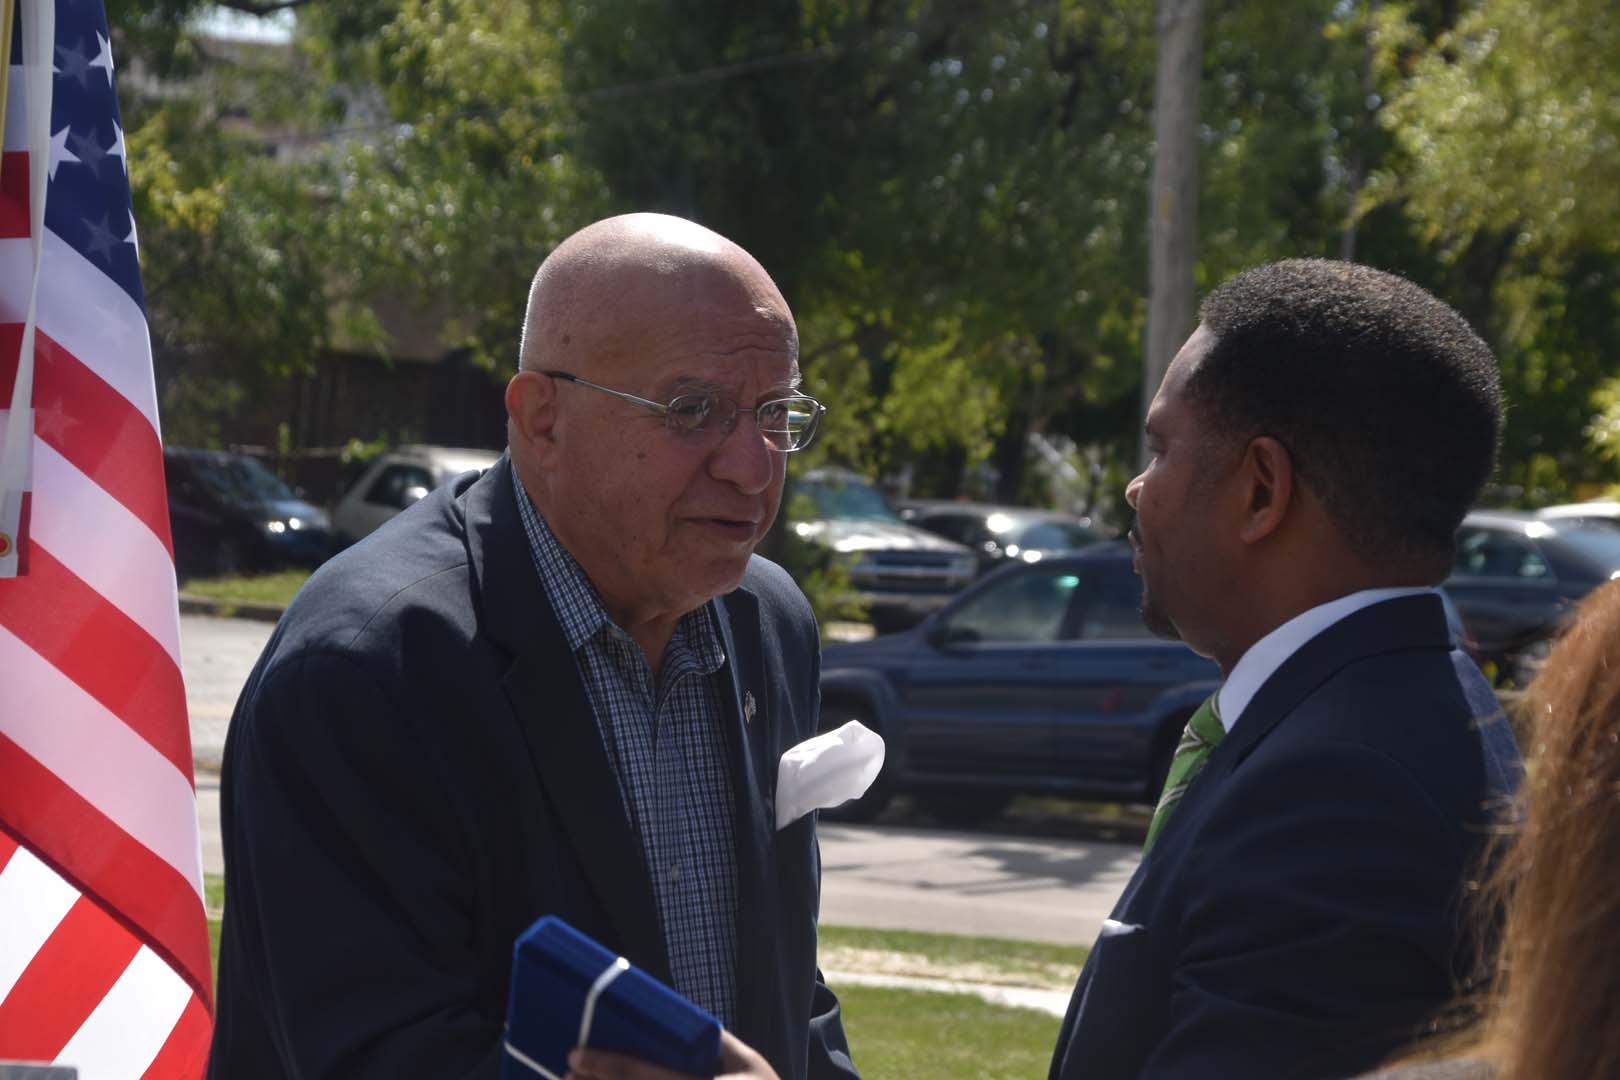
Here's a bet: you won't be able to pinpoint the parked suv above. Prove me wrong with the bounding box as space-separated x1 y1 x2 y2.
333 445 500 546
897 500 1105 575
164 447 333 576
790 467 977 632
1443 510 1620 684
818 542 1220 825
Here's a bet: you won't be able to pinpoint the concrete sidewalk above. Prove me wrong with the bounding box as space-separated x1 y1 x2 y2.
195 777 1078 1017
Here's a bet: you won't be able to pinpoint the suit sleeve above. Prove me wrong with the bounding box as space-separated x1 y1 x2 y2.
804 783 857 1079
1140 740 1470 1080
806 965 859 1080
216 649 502 1079
787 587 860 1080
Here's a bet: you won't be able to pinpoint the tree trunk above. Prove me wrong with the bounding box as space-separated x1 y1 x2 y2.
993 405 1031 505
1141 0 1204 468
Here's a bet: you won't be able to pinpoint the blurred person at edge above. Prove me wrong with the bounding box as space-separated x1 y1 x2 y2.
1360 580 1620 1080
210 214 855 1080
1048 260 1523 1080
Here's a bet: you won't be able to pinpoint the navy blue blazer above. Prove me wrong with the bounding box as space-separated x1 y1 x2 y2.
1049 594 1521 1080
210 457 858 1080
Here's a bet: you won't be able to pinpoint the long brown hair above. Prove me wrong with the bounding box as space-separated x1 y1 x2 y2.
1464 579 1620 1079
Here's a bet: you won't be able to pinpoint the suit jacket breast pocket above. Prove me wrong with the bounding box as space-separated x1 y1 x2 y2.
1064 926 1164 1079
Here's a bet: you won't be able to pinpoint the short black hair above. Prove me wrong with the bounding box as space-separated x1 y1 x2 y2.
1188 258 1502 570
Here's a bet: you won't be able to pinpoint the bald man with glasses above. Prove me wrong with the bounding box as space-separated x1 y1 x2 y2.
210 214 857 1080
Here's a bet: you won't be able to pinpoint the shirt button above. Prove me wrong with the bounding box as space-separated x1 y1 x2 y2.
669 862 682 885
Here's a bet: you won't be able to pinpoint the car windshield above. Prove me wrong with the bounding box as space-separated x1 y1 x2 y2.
192 455 295 504
803 477 900 522
1011 520 1097 549
1555 525 1620 575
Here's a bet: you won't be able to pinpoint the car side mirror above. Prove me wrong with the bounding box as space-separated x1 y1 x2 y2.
399 485 430 509
927 621 980 649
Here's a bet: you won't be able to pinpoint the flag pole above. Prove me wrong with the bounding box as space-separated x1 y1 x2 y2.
0 0 13 177
0 0 41 578
0 0 22 579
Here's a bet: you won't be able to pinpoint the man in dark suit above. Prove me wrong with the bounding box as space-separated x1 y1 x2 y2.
210 214 857 1080
1049 260 1521 1080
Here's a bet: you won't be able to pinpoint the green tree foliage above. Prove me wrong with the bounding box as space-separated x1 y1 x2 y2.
110 0 1620 505
472 1 1164 498
1370 0 1620 500
304 0 609 373
117 21 341 444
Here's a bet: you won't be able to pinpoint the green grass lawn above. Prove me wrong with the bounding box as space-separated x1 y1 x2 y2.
204 875 1073 1073
832 983 1061 1079
819 925 1087 990
182 569 312 608
206 873 224 983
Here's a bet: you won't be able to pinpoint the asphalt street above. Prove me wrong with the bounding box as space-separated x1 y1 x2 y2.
181 614 1137 945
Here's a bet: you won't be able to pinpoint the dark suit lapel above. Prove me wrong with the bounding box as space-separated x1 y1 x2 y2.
1214 593 1452 772
1134 594 1453 873
712 587 780 1051
464 456 669 982
1057 594 1457 1079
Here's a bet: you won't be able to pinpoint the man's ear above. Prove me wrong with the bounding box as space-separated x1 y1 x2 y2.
1238 435 1293 545
505 370 560 463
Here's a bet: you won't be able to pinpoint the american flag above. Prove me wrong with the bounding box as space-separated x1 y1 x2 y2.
0 1 212 1075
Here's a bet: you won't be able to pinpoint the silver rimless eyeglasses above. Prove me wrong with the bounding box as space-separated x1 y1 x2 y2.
541 370 826 452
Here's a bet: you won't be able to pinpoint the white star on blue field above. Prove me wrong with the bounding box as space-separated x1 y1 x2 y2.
42 1 144 308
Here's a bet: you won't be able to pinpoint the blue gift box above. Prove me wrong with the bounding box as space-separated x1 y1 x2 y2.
501 916 723 1080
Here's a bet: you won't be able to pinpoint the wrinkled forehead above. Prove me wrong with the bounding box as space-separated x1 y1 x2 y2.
587 262 797 380
524 218 799 388
613 258 791 324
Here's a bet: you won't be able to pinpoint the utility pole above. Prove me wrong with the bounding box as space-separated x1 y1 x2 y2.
1340 0 1379 262
1141 0 1204 467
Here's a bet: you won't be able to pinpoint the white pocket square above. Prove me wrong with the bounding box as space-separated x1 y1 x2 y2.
775 721 886 831
1098 919 1143 939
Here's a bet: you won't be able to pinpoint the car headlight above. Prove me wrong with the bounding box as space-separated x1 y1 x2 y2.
263 520 287 535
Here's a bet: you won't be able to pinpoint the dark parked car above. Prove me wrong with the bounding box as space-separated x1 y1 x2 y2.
790 467 978 632
1444 510 1620 684
897 500 1106 575
818 542 1220 826
164 447 333 577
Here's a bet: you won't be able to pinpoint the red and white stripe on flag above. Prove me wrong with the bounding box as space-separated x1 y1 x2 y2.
1 1 213 1076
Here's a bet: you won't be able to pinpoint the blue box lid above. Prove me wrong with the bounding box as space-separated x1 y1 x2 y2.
502 916 722 1080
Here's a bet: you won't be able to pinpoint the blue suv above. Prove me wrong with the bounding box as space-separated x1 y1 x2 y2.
819 542 1220 826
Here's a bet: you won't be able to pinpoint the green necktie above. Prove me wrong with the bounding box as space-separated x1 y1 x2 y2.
1142 694 1225 853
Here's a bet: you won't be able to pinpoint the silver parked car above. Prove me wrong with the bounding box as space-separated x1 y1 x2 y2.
1533 499 1620 532
790 467 978 632
332 444 500 546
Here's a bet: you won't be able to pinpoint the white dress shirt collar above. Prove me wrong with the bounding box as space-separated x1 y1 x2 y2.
1215 587 1437 733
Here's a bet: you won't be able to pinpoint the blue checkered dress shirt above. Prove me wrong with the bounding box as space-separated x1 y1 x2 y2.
512 472 739 1025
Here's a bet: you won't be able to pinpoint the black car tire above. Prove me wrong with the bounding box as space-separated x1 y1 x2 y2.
817 701 893 823
917 788 1012 829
